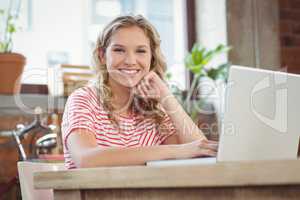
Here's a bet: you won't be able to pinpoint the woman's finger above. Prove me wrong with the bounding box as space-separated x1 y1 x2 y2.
139 80 150 97
200 139 219 146
198 149 217 157
145 80 159 98
202 143 218 151
143 79 152 91
144 71 156 82
137 84 147 98
141 80 150 92
207 140 219 145
140 79 160 99
199 140 218 151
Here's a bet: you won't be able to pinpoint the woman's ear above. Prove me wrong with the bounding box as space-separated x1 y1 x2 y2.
98 48 106 64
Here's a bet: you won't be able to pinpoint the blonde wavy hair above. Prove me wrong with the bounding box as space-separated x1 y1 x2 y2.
92 14 167 124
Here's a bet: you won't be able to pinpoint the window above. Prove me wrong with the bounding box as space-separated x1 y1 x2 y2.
10 0 187 91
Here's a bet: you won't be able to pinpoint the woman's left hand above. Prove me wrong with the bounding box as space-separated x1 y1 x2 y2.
134 71 170 102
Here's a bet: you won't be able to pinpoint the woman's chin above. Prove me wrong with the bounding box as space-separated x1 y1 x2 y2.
111 79 137 88
120 81 138 88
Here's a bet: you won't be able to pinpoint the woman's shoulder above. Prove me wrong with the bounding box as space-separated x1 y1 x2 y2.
69 85 98 99
67 85 101 103
66 85 102 109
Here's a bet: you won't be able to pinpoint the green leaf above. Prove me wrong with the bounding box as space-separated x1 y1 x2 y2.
7 24 16 33
186 53 195 66
206 63 231 81
191 43 199 52
0 42 4 52
214 44 232 54
206 68 218 80
189 64 204 74
201 50 215 65
191 45 205 65
0 8 20 52
165 72 172 80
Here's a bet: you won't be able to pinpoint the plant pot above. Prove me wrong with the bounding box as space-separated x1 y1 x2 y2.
196 100 219 141
0 53 26 94
196 77 227 141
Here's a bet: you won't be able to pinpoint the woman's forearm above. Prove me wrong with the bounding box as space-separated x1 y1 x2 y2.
78 144 179 168
160 92 206 144
68 128 216 168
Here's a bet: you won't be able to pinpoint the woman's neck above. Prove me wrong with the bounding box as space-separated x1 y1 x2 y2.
108 78 133 115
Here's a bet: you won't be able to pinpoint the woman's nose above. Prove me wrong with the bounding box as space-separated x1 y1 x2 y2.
124 52 137 65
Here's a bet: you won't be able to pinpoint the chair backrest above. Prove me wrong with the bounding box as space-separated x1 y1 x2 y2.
61 64 95 96
17 161 65 200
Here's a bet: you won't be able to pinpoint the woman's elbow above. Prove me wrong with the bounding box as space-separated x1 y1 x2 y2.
72 153 93 168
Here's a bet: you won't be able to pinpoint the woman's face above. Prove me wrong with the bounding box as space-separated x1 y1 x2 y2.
103 26 152 88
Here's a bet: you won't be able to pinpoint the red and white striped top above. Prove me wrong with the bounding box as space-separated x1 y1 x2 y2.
62 86 176 169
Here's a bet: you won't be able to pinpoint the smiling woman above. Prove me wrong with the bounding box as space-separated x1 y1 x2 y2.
92 15 168 124
61 15 218 169
102 26 152 88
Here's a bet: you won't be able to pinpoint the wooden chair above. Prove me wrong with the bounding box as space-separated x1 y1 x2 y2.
17 161 65 200
61 64 95 96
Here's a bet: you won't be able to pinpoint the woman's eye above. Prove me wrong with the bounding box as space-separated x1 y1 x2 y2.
137 49 146 53
113 48 125 52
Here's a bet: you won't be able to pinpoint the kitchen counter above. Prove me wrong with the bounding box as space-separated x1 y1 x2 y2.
0 94 66 116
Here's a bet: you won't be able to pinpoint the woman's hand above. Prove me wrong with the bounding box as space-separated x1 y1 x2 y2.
135 71 210 145
134 71 170 102
175 139 218 159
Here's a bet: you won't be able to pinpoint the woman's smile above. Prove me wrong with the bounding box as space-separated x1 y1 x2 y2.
118 68 141 75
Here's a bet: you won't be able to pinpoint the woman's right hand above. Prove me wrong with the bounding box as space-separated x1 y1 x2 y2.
175 139 218 159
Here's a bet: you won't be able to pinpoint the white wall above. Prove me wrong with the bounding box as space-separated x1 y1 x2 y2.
12 0 89 84
195 0 228 123
195 0 228 66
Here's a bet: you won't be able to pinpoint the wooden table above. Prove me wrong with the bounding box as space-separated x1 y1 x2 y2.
34 159 300 200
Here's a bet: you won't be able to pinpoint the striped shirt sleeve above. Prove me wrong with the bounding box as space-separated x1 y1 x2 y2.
158 113 177 143
61 88 97 150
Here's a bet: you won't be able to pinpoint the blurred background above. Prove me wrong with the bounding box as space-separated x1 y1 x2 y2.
2 0 299 91
1 0 232 93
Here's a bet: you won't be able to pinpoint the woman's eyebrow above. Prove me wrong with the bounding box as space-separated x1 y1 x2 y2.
136 45 149 48
111 44 149 48
111 44 125 48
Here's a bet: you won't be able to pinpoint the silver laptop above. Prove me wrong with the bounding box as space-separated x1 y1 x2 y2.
147 65 300 166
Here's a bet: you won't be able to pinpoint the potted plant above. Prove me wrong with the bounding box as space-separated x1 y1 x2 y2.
0 3 26 94
167 43 231 139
